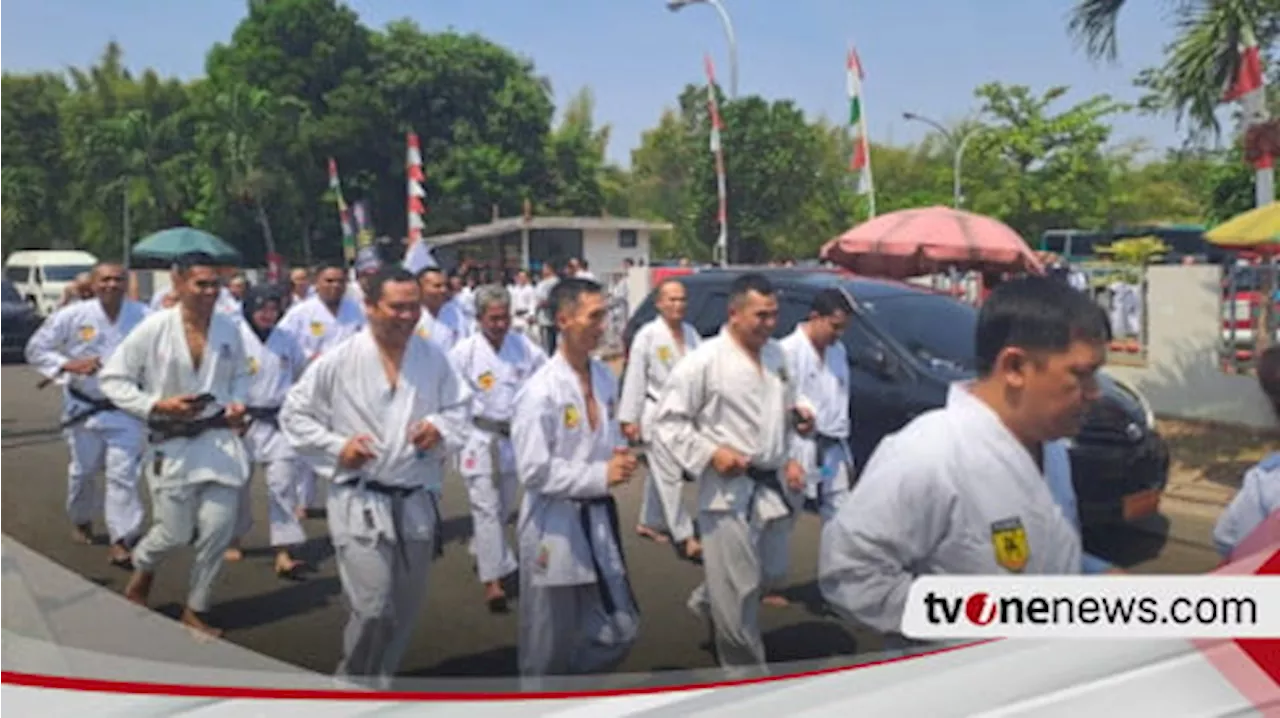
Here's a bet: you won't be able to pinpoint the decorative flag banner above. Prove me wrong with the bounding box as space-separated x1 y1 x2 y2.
1223 24 1274 207
705 54 729 266
328 157 357 265
847 45 877 219
402 130 438 273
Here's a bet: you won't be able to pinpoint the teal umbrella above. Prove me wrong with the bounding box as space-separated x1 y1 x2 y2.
131 227 242 265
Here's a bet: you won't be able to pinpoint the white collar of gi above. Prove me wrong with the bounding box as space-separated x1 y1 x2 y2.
947 380 1047 469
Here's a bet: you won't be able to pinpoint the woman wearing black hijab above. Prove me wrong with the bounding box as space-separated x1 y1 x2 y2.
225 285 311 579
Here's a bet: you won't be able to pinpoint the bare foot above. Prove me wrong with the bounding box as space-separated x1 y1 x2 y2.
107 542 132 568
635 525 669 544
762 593 790 608
71 523 93 545
275 554 307 580
295 507 307 520
180 607 223 641
485 581 508 613
124 571 154 606
224 545 243 562
684 537 703 561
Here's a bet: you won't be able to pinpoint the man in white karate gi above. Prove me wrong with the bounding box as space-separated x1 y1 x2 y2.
276 260 367 517
511 277 642 682
98 252 253 638
280 266 471 686
450 284 547 611
651 273 808 678
533 262 561 353
762 288 855 607
819 277 1118 646
26 263 150 566
508 270 539 343
618 278 702 561
414 266 470 352
225 285 310 577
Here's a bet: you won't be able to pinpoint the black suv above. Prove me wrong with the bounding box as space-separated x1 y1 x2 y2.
623 269 1170 531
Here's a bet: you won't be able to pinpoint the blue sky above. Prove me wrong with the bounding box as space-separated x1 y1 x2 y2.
2 0 1202 166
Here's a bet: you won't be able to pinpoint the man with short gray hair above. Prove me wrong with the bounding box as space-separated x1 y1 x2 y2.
449 283 548 611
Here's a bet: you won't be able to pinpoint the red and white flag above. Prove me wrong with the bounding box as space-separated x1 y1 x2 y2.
848 45 876 216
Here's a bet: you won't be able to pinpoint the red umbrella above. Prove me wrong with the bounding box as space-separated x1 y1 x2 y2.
820 206 1045 279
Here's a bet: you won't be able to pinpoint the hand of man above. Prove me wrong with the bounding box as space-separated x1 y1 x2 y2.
792 406 815 436
152 394 204 420
339 434 377 469
784 459 806 491
710 446 749 477
409 420 442 452
224 402 248 429
620 422 641 443
1104 567 1127 575
62 357 102 376
607 448 638 486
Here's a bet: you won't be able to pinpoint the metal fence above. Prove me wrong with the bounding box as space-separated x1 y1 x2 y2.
1220 259 1278 375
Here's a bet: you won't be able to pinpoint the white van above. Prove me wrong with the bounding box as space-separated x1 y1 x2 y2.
4 250 99 316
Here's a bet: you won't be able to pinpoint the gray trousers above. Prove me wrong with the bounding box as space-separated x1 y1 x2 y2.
689 509 769 677
518 578 638 680
636 440 695 543
463 469 518 583
234 460 306 548
334 534 436 683
131 481 240 613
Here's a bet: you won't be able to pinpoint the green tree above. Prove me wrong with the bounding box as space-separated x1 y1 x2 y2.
1 72 70 255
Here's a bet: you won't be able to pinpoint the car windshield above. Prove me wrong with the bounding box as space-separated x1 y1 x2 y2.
854 290 978 372
1 280 20 303
42 265 93 282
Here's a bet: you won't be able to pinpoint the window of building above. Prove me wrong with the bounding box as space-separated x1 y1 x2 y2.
619 229 638 249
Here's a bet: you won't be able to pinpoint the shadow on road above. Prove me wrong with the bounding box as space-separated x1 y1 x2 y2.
407 644 519 677
198 575 343 632
763 620 858 662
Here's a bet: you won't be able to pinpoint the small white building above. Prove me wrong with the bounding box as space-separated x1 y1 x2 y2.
426 215 672 276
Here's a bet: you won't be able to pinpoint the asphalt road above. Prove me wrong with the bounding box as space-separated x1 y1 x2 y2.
0 363 1223 679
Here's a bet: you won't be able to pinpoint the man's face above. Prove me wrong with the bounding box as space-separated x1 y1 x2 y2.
809 309 849 348
478 301 512 344
418 271 448 311
1013 339 1106 440
228 277 247 300
366 280 421 344
558 290 606 353
314 268 347 304
179 266 221 314
516 271 529 285
656 281 688 324
290 269 309 293
92 265 126 305
728 290 778 350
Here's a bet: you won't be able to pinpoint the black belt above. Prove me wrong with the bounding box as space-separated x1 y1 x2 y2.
577 496 639 616
357 480 444 569
745 465 793 522
62 386 117 429
247 405 281 428
147 411 231 443
472 416 511 437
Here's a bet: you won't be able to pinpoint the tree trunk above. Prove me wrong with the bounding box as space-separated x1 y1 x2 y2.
251 195 278 266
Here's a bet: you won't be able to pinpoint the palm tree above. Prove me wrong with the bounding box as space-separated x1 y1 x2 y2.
1068 0 1280 136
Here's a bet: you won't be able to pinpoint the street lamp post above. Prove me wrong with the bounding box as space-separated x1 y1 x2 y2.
903 111 983 209
667 0 739 99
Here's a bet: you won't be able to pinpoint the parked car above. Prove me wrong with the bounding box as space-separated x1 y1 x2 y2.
623 268 1170 531
2 278 43 363
4 249 98 316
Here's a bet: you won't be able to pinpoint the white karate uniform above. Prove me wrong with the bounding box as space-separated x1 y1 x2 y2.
98 308 253 613
616 317 700 544
455 286 477 333
275 294 366 511
534 277 559 352
25 298 150 544
509 283 539 341
449 331 547 583
818 382 1084 638
232 322 309 548
651 330 798 677
415 304 460 354
762 327 854 591
511 354 639 681
279 330 471 684
1213 452 1280 560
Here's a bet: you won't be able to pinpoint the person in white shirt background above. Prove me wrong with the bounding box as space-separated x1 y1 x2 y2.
508 269 540 343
